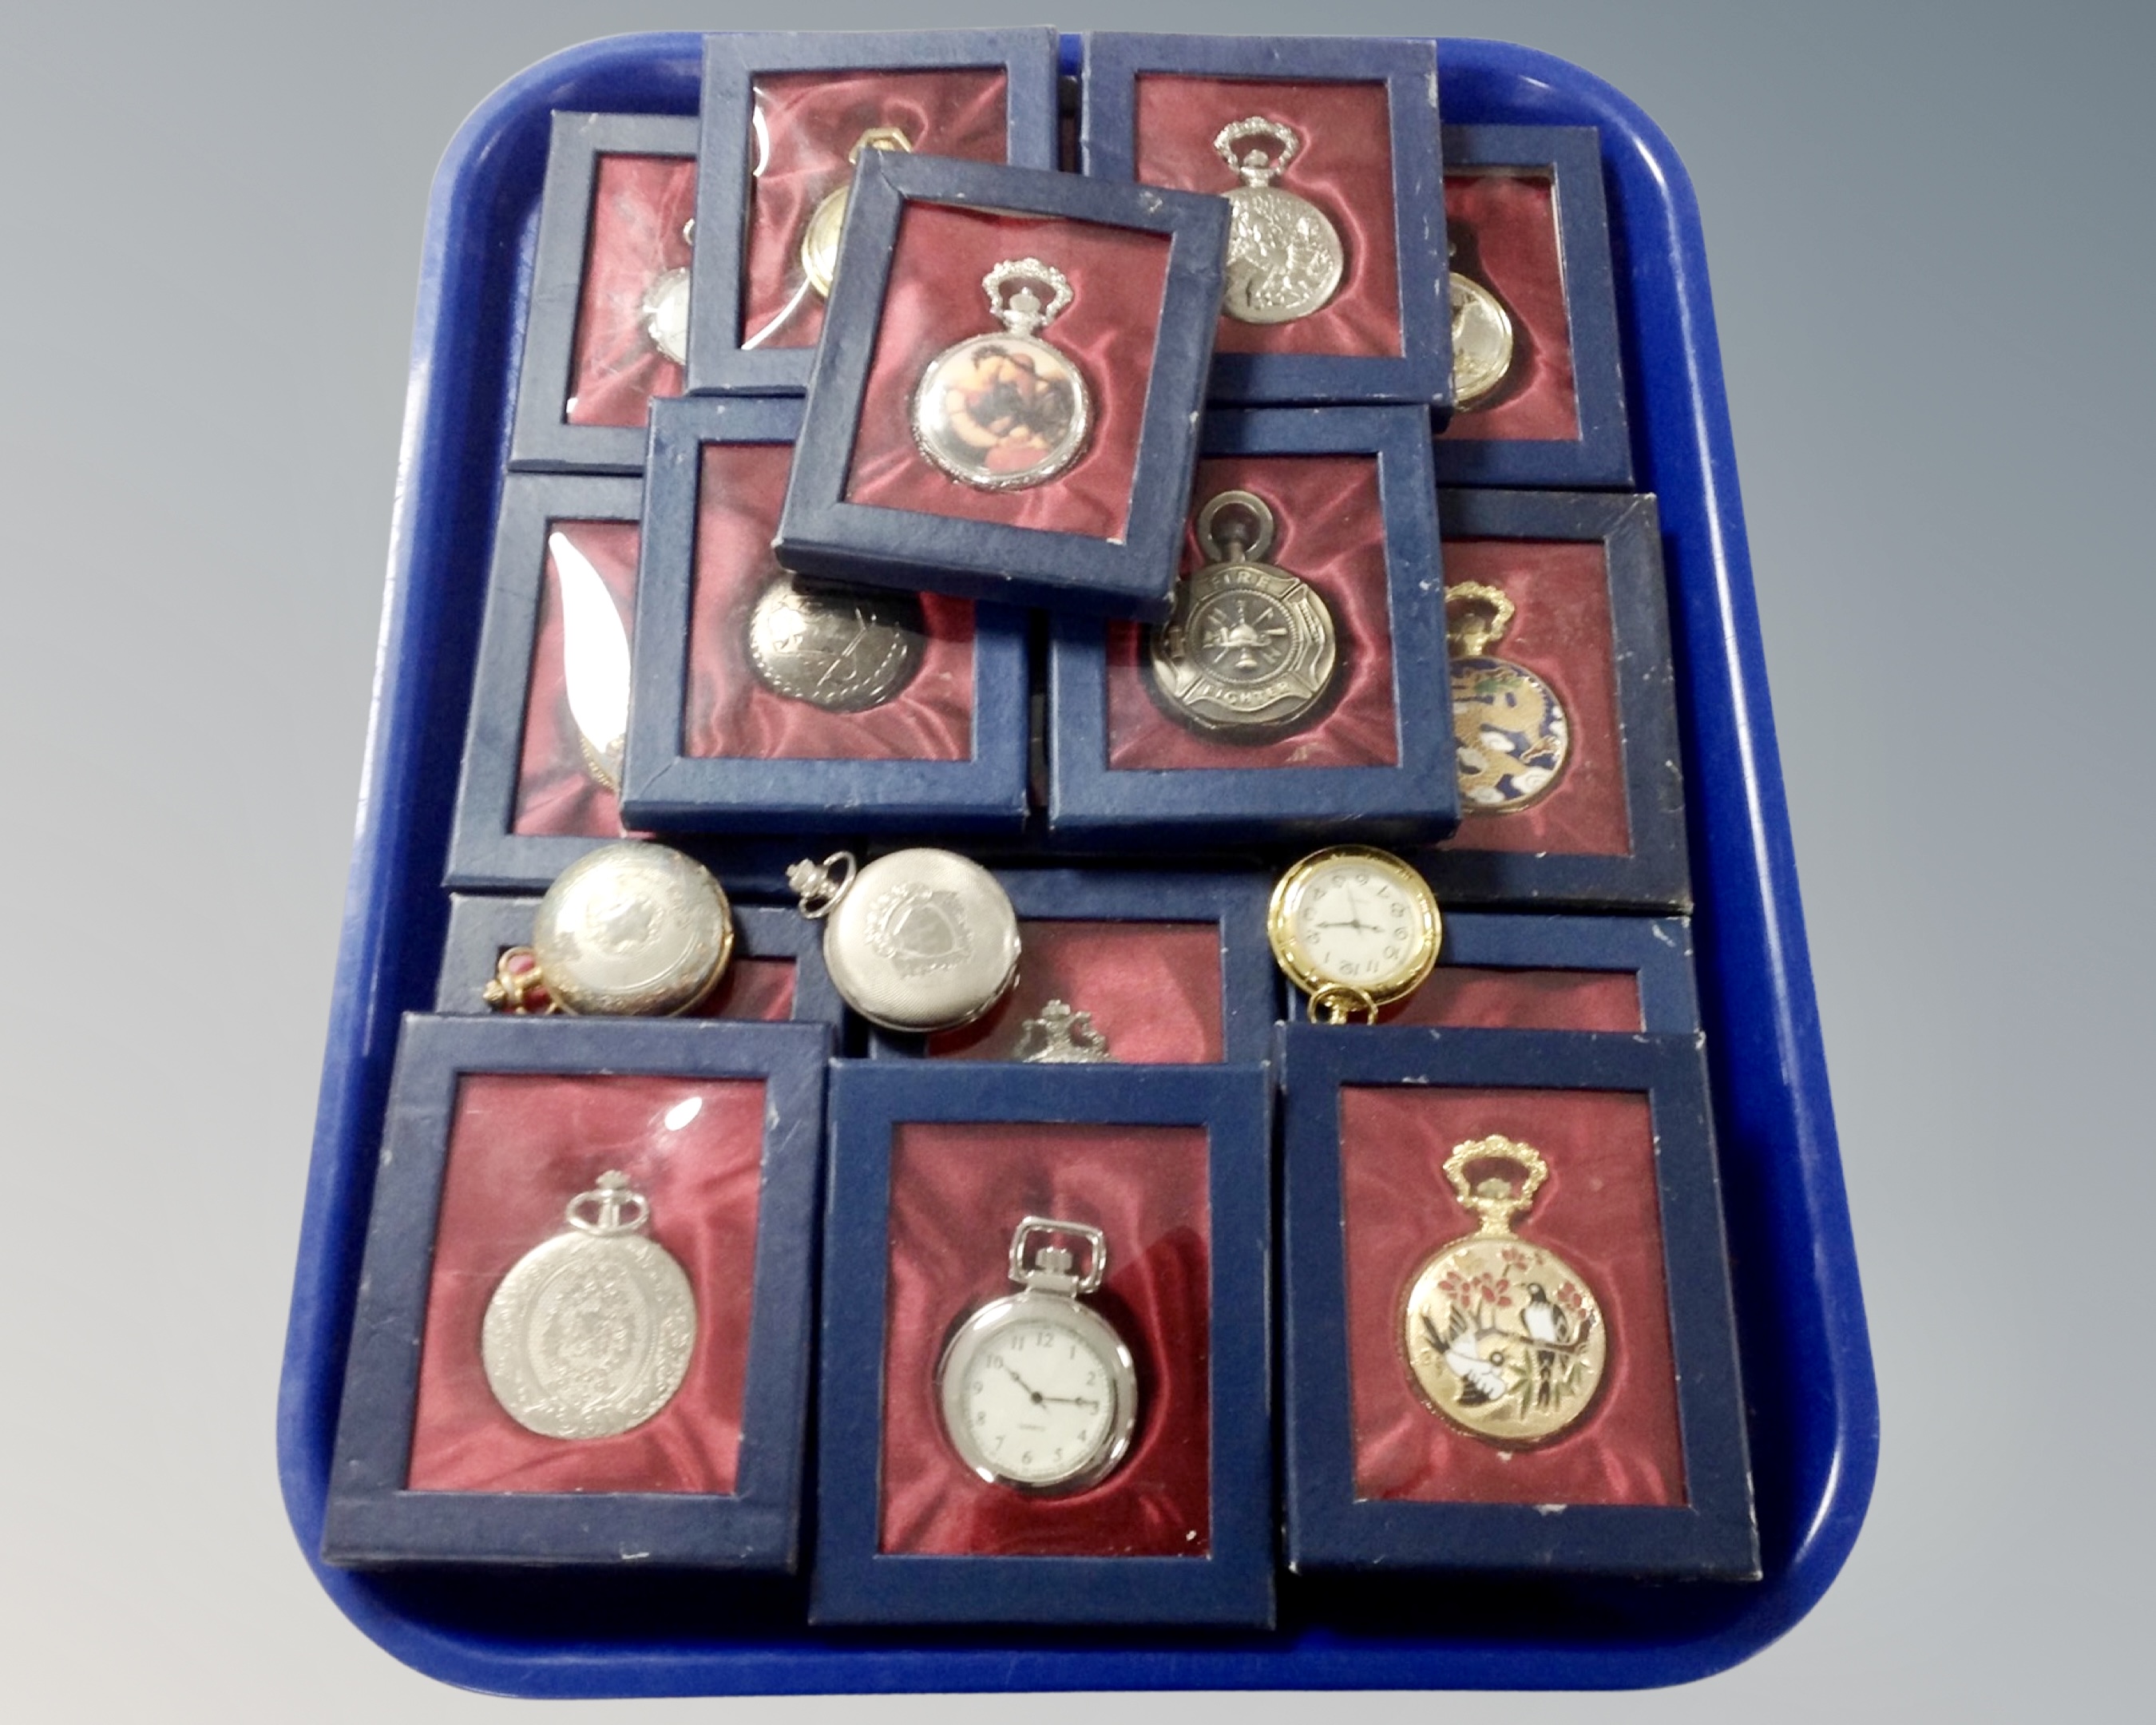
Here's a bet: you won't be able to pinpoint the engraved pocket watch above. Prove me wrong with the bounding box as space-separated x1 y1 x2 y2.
912 259 1091 491
1148 490 1338 736
482 1170 697 1440
1447 239 1515 409
1214 117 1345 325
788 847 1021 1033
1269 845 1441 1023
747 569 926 712
938 1217 1139 1494
1447 581 1570 812
1401 1136 1607 1445
485 842 735 1017
640 220 695 365
799 126 911 298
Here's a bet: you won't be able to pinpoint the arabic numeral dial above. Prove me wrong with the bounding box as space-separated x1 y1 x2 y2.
957 1315 1115 1486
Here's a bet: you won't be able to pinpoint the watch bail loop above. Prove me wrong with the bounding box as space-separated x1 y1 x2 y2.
788 851 858 918
1443 1135 1549 1236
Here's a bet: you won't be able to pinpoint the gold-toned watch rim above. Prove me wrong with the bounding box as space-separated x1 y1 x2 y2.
1266 844 1441 1012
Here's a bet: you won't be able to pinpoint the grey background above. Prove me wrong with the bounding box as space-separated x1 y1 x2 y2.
2 0 2147 1717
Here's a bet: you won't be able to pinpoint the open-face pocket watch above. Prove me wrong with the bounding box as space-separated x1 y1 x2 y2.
912 258 1091 491
938 1217 1139 1494
1269 845 1442 1023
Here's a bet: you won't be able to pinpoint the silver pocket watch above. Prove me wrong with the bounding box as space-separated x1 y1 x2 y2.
1448 237 1516 408
1214 117 1345 325
640 220 695 365
911 259 1091 491
747 571 926 712
938 1217 1139 1494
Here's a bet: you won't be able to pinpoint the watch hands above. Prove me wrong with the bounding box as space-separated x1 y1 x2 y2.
1001 1364 1098 1411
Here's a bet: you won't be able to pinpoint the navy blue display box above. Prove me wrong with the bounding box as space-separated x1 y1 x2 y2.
434 894 844 1030
814 1061 1274 1627
1277 1022 1756 1580
321 1013 830 1570
1048 405 1457 845
1433 125 1633 489
1417 487 1689 910
865 867 1276 1063
1080 33 1451 411
618 395 1029 835
508 112 699 475
688 30 1060 397
773 151 1230 623
282 30 1877 1695
1282 911 1698 1033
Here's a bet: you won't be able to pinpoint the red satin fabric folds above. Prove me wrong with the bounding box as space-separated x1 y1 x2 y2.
406 1073 768 1495
1378 966 1643 1032
1338 1085 1685 1507
512 520 639 840
565 155 693 427
843 203 1172 541
1437 171 1580 442
924 919 1225 1062
1106 454 1401 770
1132 75 1403 359
1437 538 1630 857
742 69 1011 350
879 1123 1213 1556
686 444 975 761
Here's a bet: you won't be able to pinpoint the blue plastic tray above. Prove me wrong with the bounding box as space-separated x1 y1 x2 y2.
278 31 1878 1695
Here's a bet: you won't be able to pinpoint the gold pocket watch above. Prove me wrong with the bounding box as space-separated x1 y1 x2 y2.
799 126 912 298
1401 1136 1607 1445
1268 846 1441 1023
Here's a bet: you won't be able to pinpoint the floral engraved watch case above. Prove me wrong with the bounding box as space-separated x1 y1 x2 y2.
1214 117 1346 325
937 1216 1139 1493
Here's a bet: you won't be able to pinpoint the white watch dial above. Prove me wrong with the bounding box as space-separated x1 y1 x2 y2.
1290 859 1425 990
950 1314 1118 1487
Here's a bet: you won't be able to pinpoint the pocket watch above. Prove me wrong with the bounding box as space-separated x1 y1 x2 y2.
482 1170 697 1440
1401 1136 1607 1445
1148 490 1338 736
1268 845 1441 1023
1447 240 1515 408
938 1217 1139 1493
1214 117 1345 324
640 219 695 365
799 126 912 298
787 848 1021 1033
485 842 735 1017
1447 581 1570 812
912 259 1091 491
747 569 926 712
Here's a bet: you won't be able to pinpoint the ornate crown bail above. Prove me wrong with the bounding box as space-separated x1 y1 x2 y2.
1195 489 1278 565
1443 1136 1548 1237
1215 116 1302 185
982 258 1072 336
1445 581 1517 658
566 1170 651 1237
846 125 911 164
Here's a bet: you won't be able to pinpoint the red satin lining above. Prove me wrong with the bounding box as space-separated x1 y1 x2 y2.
565 155 693 427
923 919 1224 1062
879 1122 1213 1556
1437 171 1580 442
1338 1085 1685 1507
406 1073 768 1495
511 519 640 840
1132 74 1403 359
741 69 1012 350
1105 454 1401 770
486 945 796 1023
1381 966 1643 1031
1437 538 1631 857
685 443 975 762
842 201 1172 542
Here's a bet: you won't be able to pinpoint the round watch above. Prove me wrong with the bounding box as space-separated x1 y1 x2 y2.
1148 490 1338 736
747 571 926 712
1447 581 1570 811
1214 117 1346 325
485 843 735 1017
787 847 1021 1033
1268 845 1442 1023
1401 1136 1607 1445
1448 268 1515 408
640 220 696 365
912 259 1091 491
938 1217 1138 1494
482 1170 696 1440
799 126 912 298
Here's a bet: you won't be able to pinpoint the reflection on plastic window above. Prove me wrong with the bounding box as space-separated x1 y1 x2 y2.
1438 170 1581 441
878 1122 1212 1556
923 920 1224 1062
1376 965 1643 1031
406 1073 768 1496
513 520 640 839
565 154 695 426
1338 1083 1685 1506
741 69 1011 351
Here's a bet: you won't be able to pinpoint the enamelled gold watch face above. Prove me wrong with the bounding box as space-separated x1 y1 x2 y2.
1268 846 1441 1017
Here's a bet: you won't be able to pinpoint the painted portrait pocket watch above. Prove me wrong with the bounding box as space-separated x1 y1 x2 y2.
1149 490 1338 736
1401 1136 1607 1445
1269 845 1441 1023
482 1170 697 1440
938 1217 1139 1494
1447 581 1571 812
1214 117 1345 325
911 258 1091 491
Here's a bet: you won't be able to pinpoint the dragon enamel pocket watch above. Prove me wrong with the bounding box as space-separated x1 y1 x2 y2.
482 1171 696 1440
1214 117 1345 324
799 126 912 298
1269 845 1441 1023
1401 1136 1607 1444
1149 490 1338 736
912 258 1091 490
788 847 1021 1033
938 1217 1139 1494
1448 581 1571 812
